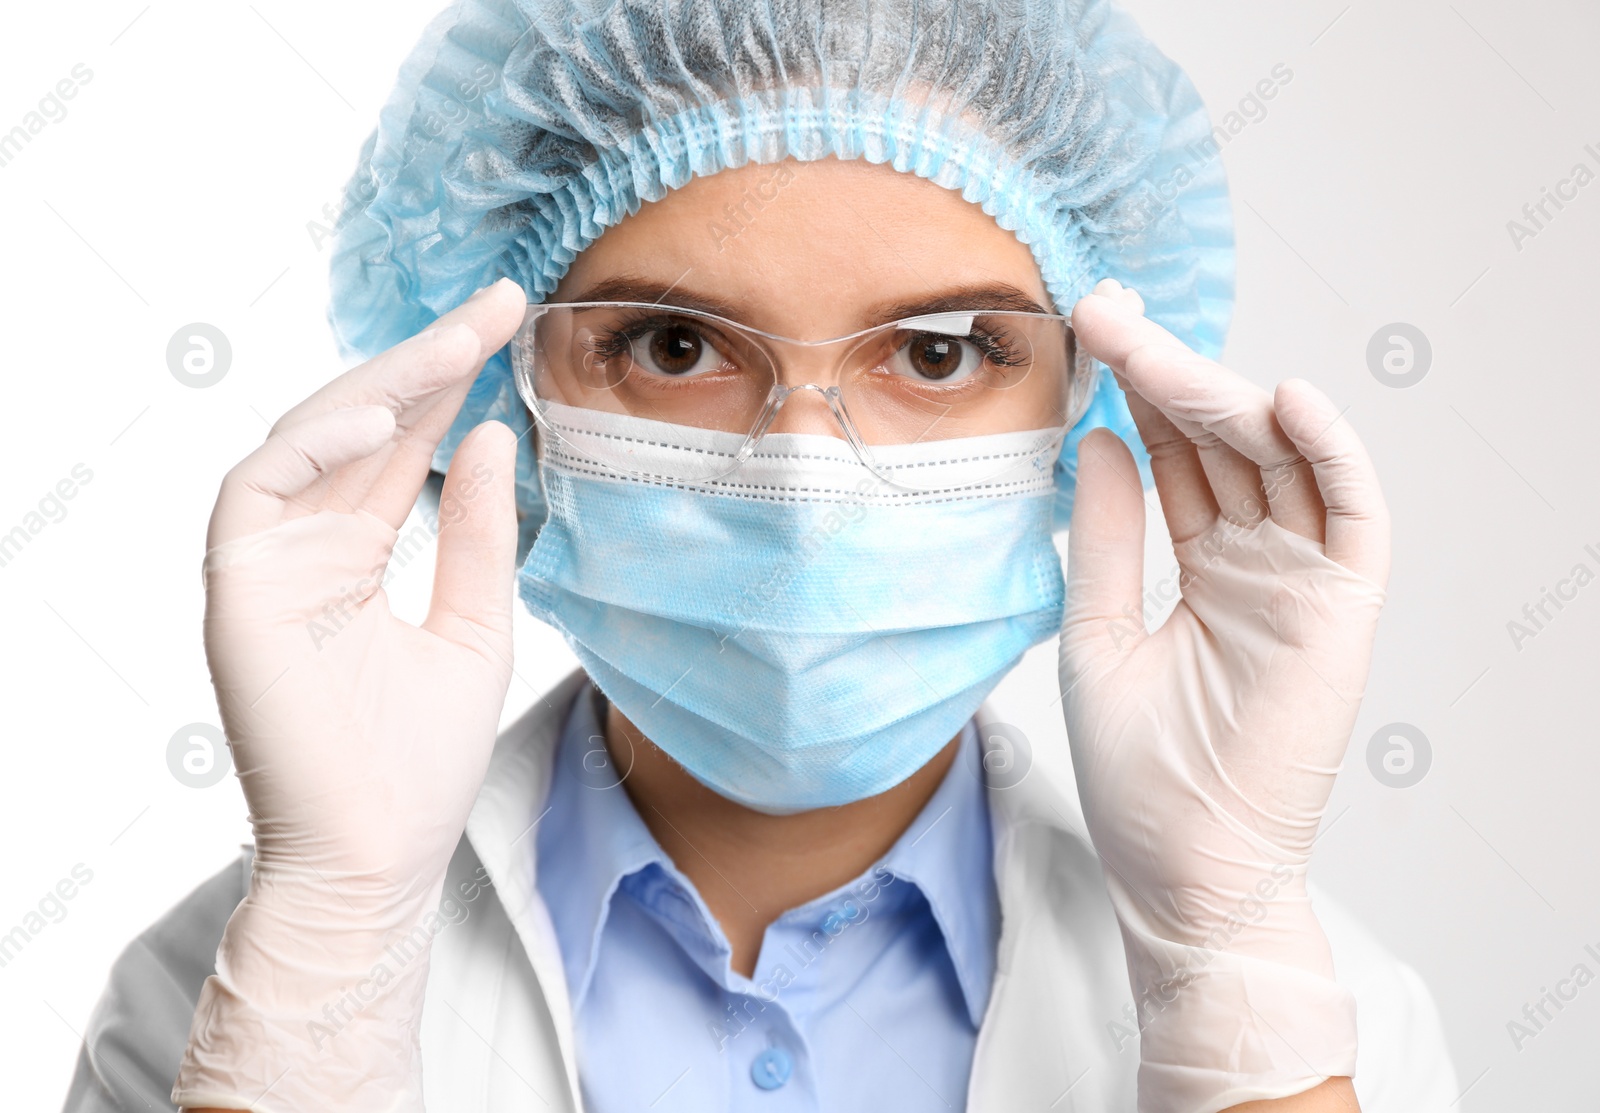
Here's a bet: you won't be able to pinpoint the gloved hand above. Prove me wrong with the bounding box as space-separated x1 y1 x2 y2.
1061 281 1390 1113
172 279 526 1113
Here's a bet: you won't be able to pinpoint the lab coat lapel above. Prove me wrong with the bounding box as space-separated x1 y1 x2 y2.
449 668 589 1110
967 703 1141 1111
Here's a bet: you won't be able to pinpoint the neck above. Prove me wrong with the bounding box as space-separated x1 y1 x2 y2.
604 701 960 977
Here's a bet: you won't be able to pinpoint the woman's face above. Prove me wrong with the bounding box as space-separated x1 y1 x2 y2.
551 156 1058 438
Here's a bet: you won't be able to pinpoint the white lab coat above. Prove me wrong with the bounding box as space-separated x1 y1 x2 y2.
65 668 1458 1112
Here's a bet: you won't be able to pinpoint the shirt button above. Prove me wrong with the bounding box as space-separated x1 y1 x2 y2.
750 1046 793 1091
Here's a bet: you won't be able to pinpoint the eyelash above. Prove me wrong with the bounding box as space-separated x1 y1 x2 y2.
955 330 1027 367
582 312 1030 369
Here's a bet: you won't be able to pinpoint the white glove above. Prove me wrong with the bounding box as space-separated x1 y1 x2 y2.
172 279 526 1113
1061 282 1390 1113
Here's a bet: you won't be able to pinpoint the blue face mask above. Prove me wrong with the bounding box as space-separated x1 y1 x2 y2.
517 404 1065 813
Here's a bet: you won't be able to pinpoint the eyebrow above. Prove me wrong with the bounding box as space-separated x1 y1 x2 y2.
562 276 744 318
875 285 1055 319
560 276 1056 323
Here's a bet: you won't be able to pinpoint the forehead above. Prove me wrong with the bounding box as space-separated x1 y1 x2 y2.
553 157 1050 334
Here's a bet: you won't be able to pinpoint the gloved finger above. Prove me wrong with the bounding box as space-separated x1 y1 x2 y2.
1119 382 1219 545
1091 277 1145 316
275 279 525 522
270 324 481 523
1074 294 1267 526
1062 427 1148 672
1121 344 1273 531
208 405 396 549
1074 293 1304 469
346 382 487 530
277 323 481 441
422 420 518 666
1071 289 1192 374
1274 379 1391 587
352 282 527 528
274 279 524 434
1077 292 1326 538
1255 441 1328 546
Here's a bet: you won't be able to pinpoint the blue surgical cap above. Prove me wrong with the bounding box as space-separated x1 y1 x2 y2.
326 0 1235 541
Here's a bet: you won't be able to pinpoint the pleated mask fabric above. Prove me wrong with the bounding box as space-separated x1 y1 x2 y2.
518 404 1066 811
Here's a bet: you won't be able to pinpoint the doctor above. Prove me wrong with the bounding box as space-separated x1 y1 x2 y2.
67 1 1457 1111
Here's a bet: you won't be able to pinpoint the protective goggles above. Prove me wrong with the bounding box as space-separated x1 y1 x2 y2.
510 301 1095 492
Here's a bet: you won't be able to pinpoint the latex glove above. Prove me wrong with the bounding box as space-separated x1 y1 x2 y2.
172 279 526 1113
1061 281 1390 1113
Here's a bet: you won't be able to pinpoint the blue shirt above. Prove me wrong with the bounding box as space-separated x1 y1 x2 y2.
535 682 999 1113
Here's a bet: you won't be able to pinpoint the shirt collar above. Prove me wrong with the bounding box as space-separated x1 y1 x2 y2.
533 678 1000 1025
534 681 670 1012
880 715 999 1025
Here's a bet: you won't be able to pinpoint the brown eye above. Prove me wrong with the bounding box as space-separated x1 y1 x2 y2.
898 332 981 383
645 325 705 376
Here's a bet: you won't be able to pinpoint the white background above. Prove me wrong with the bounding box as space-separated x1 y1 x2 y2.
1 1 1596 1108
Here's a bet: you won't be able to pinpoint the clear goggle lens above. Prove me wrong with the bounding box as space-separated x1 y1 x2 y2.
511 302 1096 492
